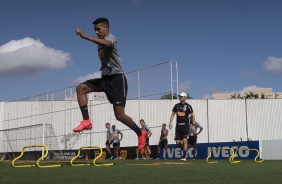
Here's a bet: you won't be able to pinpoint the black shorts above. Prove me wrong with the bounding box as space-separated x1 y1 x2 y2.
105 140 113 147
84 74 128 106
174 125 189 140
158 139 168 149
188 136 197 145
113 142 120 148
145 137 149 147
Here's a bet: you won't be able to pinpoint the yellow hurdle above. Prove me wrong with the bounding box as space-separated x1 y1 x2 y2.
206 148 235 164
70 146 114 166
12 144 62 168
231 148 264 163
0 154 5 161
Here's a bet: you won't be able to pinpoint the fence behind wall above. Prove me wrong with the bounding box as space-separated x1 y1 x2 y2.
0 61 179 153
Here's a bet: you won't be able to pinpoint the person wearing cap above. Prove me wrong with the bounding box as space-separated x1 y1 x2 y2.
169 92 195 161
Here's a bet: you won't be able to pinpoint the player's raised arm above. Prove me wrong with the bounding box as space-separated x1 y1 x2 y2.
75 28 112 47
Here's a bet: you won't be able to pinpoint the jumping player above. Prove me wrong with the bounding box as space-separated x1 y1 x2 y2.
73 17 146 151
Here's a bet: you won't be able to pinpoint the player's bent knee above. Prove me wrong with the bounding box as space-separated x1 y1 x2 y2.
115 114 126 122
76 84 86 94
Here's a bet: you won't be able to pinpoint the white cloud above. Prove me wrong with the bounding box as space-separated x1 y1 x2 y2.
204 85 261 99
215 85 260 94
178 80 192 93
0 37 70 78
202 94 212 99
264 56 282 75
202 86 222 99
239 85 259 94
74 71 102 84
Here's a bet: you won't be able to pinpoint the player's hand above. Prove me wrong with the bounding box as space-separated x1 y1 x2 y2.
75 28 85 38
169 123 172 130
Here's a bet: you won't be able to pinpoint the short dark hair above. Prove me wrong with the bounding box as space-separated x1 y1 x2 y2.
93 17 109 27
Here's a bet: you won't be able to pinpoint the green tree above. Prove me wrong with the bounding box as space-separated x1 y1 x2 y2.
160 93 177 99
245 92 259 99
230 92 260 99
230 93 243 99
261 93 266 99
160 93 193 99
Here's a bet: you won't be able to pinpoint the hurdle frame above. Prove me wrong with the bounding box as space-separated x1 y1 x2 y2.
231 148 264 163
206 148 235 163
12 144 62 168
70 146 114 166
0 154 5 161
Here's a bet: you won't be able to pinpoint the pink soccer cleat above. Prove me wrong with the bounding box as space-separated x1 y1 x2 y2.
73 120 93 132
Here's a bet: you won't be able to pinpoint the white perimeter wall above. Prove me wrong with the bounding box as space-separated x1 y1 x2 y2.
1 99 282 152
261 140 282 160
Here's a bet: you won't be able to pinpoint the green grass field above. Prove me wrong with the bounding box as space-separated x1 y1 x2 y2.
1 159 282 184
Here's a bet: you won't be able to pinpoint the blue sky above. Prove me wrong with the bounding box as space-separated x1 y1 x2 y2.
1 0 282 101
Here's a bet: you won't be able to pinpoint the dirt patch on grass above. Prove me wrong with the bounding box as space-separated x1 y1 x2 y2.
127 161 192 166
